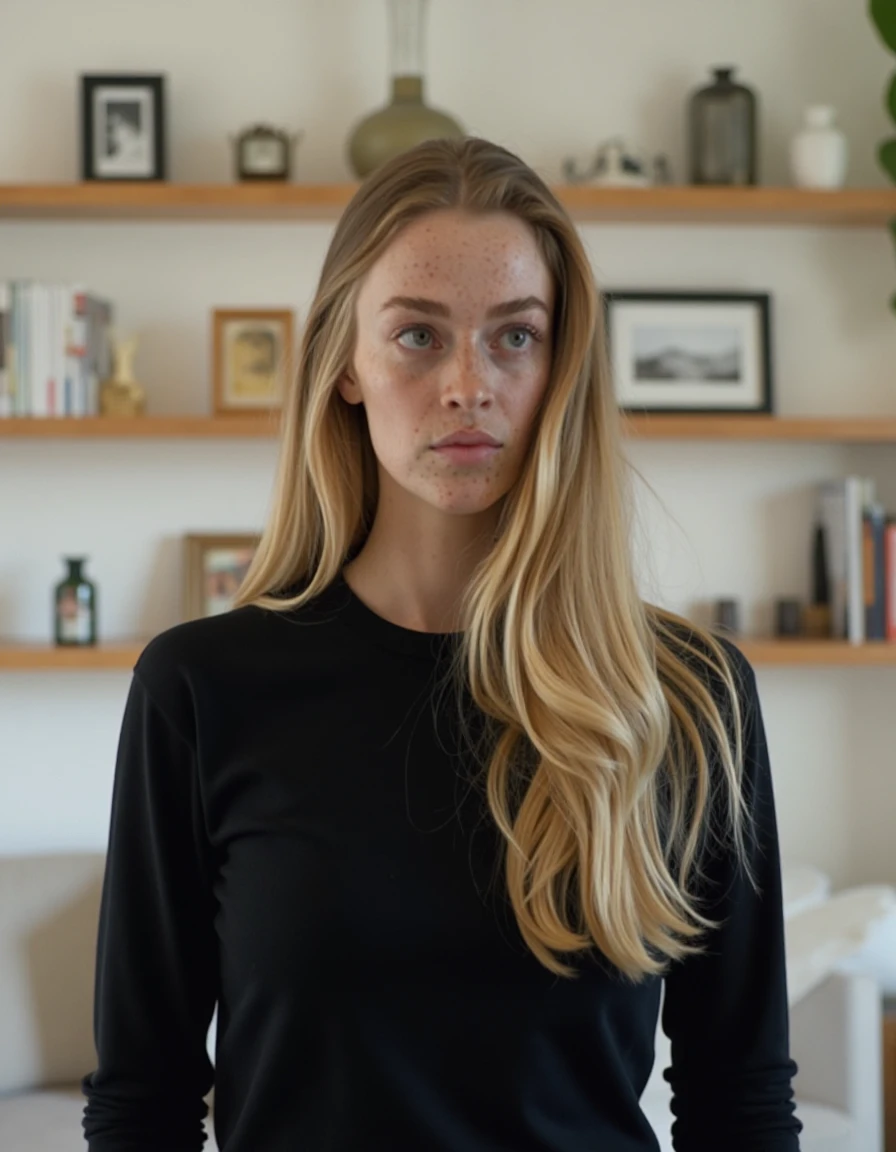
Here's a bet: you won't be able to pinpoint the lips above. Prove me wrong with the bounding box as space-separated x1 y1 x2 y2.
432 430 502 448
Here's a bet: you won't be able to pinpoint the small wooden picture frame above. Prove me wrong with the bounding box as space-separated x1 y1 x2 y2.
80 73 167 181
183 532 260 620
212 308 295 416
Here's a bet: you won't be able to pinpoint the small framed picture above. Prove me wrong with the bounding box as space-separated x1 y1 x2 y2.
212 308 295 416
183 533 260 620
604 291 773 414
80 73 166 181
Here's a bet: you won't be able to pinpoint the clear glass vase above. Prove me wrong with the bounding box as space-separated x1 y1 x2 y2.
347 0 464 179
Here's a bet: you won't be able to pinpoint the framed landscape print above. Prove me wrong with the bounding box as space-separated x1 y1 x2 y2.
80 73 166 181
183 533 260 620
212 308 295 416
604 291 772 414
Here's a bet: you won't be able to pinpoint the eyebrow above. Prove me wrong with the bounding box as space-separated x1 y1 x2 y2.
379 294 550 319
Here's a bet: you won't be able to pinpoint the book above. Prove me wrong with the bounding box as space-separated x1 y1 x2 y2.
76 289 113 415
0 281 9 417
886 519 896 643
863 495 887 641
0 281 113 417
818 476 865 644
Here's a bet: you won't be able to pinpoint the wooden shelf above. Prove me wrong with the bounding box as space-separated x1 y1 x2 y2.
0 184 893 225
557 185 896 226
0 415 280 438
735 639 896 666
1 637 894 671
621 414 896 442
0 641 145 670
1 414 895 442
0 183 356 221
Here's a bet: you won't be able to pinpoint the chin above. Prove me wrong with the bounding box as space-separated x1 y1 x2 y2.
425 490 507 517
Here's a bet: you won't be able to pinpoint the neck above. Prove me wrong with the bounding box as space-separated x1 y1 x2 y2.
342 484 501 634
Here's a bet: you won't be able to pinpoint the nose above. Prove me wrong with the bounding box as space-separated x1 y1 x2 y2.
439 340 494 411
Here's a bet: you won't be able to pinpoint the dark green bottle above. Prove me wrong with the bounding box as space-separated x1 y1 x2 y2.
54 557 97 646
689 66 758 185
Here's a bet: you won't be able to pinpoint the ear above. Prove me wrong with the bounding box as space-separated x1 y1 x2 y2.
336 370 363 406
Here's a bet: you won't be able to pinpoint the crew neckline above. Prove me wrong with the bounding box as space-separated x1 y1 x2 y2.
327 570 463 662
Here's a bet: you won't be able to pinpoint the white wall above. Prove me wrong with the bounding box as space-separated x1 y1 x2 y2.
1 0 895 889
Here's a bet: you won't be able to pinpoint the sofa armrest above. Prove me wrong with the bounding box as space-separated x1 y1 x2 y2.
790 970 883 1152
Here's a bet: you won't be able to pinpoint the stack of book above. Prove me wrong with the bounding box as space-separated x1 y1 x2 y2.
0 281 114 417
818 476 896 643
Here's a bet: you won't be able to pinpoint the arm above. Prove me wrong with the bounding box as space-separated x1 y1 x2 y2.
81 659 218 1151
660 642 802 1151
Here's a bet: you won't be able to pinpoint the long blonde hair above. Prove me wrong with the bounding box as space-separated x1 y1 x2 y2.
234 136 753 980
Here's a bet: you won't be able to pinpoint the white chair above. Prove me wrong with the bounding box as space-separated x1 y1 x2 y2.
640 969 882 1152
640 861 895 1152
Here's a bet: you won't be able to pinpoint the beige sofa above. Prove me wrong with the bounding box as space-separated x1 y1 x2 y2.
0 853 217 1150
0 852 885 1151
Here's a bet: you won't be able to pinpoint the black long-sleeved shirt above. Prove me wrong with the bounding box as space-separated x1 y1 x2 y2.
81 571 802 1151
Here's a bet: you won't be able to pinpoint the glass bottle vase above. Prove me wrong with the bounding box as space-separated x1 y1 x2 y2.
54 556 98 647
688 66 758 185
347 0 464 179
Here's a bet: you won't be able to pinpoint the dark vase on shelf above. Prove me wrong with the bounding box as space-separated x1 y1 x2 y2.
689 66 758 185
54 556 97 646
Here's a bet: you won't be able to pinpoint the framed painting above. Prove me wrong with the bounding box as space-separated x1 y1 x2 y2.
604 291 773 414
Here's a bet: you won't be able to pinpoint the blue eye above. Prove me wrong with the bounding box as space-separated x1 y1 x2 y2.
397 327 433 349
395 323 542 351
503 327 534 349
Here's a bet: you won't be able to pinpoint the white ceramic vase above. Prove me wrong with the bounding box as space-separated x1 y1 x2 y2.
789 105 848 189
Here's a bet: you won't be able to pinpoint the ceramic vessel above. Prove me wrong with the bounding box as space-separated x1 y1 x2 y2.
347 0 464 179
790 105 848 189
689 66 758 185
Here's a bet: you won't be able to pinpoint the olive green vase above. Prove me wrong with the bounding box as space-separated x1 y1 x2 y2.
347 0 464 179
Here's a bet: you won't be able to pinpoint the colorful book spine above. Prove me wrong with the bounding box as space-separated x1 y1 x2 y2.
0 281 9 417
10 282 23 415
886 519 896 642
863 498 887 641
0 281 113 417
28 283 45 417
818 476 866 644
77 289 114 415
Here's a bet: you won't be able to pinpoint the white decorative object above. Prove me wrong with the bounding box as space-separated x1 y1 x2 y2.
789 105 849 189
563 138 651 187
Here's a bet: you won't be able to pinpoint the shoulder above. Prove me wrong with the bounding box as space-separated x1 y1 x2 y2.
136 604 275 680
656 616 758 711
133 593 337 740
130 607 269 738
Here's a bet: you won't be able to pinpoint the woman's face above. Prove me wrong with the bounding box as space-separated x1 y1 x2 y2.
337 208 555 519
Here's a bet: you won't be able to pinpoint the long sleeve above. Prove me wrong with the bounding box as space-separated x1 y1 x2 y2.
81 664 218 1151
660 642 802 1151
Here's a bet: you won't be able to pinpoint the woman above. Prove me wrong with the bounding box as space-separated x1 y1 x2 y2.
82 137 802 1151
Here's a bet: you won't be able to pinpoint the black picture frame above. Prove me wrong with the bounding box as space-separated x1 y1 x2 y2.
80 73 167 182
603 290 773 415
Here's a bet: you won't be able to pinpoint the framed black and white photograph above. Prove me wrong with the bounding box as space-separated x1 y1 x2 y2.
80 74 166 181
604 291 773 414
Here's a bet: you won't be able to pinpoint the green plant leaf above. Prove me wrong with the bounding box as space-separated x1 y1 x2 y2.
879 139 896 182
871 0 896 54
